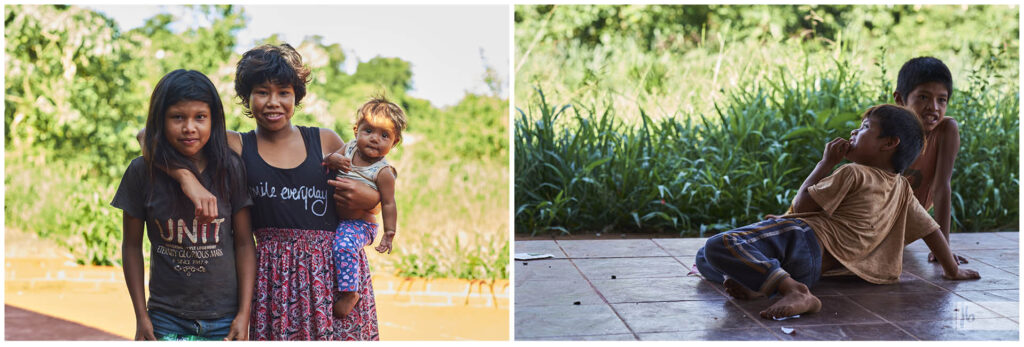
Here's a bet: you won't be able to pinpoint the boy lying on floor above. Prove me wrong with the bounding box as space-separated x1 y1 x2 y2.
695 104 979 320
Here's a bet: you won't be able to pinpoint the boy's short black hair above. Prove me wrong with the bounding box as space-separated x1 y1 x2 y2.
863 104 925 173
234 43 311 117
896 57 953 100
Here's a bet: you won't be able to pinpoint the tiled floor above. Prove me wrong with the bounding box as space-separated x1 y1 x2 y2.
514 232 1019 341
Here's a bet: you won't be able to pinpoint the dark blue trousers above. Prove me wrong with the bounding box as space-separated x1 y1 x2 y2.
695 218 822 294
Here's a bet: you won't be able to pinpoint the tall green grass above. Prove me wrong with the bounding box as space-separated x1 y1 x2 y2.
515 5 1018 236
948 58 1021 231
515 58 1018 236
515 5 1019 124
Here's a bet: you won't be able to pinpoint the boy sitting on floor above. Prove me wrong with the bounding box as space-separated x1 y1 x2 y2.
694 104 979 320
893 57 967 264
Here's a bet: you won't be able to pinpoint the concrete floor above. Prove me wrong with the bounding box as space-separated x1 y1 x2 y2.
514 232 1019 341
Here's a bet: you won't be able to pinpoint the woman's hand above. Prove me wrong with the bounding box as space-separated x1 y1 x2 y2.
328 177 381 212
135 315 157 340
224 314 249 341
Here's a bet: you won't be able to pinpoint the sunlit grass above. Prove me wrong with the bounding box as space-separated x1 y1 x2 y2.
367 136 510 280
6 125 510 280
514 5 1018 236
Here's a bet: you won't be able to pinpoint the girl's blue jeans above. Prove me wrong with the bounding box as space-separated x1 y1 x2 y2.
149 309 234 340
695 218 822 294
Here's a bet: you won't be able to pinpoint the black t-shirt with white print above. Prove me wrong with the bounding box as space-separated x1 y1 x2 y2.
111 156 252 320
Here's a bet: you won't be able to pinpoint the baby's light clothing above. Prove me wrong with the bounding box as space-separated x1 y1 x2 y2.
336 139 396 190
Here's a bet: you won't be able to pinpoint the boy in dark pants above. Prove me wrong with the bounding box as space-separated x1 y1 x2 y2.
695 104 980 320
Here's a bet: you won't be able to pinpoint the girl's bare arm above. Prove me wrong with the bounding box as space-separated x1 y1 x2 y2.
136 128 243 224
226 207 256 341
319 127 346 160
122 213 156 340
374 169 398 254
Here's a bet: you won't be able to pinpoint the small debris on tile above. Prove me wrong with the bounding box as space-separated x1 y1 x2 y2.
515 253 554 260
611 275 617 279
781 327 795 335
686 264 701 277
573 301 581 305
523 262 528 266
772 314 801 321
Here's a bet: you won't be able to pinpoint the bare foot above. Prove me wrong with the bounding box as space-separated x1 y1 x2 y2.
760 278 821 320
928 252 968 264
333 291 360 318
723 278 765 300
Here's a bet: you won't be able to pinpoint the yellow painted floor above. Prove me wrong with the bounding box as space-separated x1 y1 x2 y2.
5 229 508 340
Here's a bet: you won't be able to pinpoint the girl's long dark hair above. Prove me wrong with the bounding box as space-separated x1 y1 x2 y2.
143 69 245 201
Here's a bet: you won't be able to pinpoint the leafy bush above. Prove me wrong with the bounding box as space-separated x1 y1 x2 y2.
515 4 1018 236
516 57 1017 236
6 5 509 280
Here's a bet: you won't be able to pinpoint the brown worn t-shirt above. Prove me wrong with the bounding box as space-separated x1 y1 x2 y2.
903 116 955 209
786 164 939 284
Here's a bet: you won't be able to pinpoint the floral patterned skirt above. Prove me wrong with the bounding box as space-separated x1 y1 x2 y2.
250 228 379 340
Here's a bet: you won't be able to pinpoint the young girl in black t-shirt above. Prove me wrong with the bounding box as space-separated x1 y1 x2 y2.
112 70 256 340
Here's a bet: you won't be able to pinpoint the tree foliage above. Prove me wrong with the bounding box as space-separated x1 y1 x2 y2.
6 5 148 179
6 5 508 277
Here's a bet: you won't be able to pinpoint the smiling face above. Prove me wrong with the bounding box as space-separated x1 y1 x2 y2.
353 117 397 161
249 81 295 131
164 100 212 165
898 81 948 133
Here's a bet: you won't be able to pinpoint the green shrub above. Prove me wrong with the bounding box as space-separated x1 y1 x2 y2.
5 5 509 280
515 58 1018 236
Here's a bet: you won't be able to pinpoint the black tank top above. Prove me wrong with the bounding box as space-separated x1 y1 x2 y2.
240 126 338 231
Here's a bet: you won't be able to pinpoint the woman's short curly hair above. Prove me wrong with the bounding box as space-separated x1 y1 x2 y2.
234 43 311 116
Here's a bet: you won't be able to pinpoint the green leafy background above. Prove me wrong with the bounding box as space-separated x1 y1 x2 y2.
5 5 509 280
515 5 1018 236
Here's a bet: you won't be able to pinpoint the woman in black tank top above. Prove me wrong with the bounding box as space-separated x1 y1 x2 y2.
235 44 381 341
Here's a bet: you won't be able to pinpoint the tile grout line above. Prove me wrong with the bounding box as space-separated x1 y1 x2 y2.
847 270 954 341
842 292 921 340
555 239 643 341
654 238 783 340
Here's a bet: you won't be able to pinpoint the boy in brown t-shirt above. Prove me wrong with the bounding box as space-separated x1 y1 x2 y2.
695 104 980 320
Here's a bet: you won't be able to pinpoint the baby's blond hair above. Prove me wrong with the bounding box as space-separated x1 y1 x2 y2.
354 96 408 146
